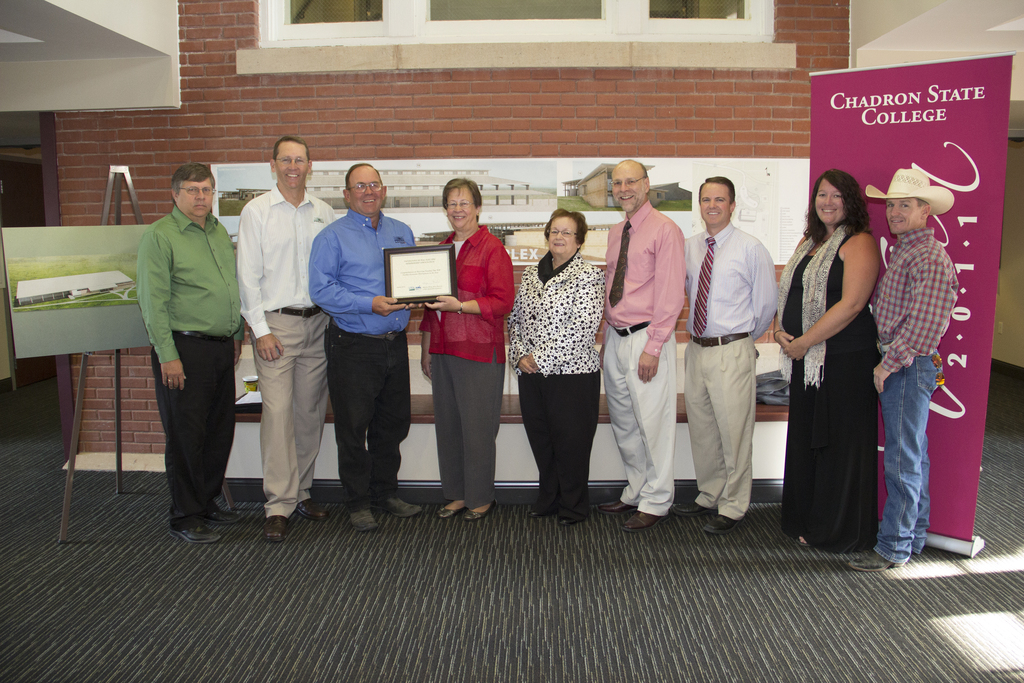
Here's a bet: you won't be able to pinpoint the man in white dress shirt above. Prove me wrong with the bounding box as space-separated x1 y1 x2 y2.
237 136 336 542
675 176 777 534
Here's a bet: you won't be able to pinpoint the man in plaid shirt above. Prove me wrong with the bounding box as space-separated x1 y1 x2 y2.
849 168 958 572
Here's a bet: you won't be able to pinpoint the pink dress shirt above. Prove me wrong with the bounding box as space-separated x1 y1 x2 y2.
603 201 687 357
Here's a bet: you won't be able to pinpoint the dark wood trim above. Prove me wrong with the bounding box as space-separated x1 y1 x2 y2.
236 393 790 425
39 112 60 227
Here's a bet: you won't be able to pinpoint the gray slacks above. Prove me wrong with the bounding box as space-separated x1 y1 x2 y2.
431 353 504 509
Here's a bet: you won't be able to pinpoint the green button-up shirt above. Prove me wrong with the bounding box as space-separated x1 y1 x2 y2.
137 206 243 363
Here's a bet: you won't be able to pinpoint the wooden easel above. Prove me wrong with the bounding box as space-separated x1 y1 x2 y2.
58 166 235 543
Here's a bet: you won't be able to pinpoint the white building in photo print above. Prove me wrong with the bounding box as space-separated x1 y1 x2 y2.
15 271 134 307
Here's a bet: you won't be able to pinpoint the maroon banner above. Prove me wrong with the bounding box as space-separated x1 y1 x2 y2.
810 54 1013 545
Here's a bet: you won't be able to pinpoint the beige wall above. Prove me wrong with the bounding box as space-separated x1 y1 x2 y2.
993 141 1024 367
850 0 945 65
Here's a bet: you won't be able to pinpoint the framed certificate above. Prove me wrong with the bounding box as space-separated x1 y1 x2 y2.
383 244 458 304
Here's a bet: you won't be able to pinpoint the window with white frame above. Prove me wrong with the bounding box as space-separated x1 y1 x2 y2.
264 0 771 46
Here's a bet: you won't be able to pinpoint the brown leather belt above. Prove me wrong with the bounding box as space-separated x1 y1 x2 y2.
691 332 749 347
271 306 322 318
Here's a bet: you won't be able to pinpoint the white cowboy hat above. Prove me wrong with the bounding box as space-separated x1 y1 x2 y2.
865 168 954 215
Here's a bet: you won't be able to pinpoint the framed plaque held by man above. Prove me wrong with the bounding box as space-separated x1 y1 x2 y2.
383 244 458 304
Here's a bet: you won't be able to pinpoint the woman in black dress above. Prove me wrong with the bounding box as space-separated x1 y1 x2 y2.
776 169 880 553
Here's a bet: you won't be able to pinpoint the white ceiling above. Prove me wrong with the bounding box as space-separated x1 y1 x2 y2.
858 0 1023 54
0 0 165 62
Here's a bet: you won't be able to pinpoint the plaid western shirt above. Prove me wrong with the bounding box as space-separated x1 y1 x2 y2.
872 227 959 373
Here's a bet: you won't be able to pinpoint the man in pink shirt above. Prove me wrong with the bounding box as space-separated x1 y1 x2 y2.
597 159 687 532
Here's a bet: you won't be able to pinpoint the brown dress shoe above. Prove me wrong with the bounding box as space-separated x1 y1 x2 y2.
295 499 329 521
263 515 288 542
623 511 666 532
597 500 639 515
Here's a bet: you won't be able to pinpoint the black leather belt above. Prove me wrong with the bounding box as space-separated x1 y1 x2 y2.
174 331 232 343
332 320 402 342
271 306 322 318
613 321 651 337
691 332 749 347
362 331 403 341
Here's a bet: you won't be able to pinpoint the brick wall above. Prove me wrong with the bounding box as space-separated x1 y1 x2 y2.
55 0 849 453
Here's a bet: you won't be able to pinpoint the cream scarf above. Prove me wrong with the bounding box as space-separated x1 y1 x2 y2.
777 225 848 388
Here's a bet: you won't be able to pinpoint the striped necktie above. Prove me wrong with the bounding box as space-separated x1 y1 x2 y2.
692 236 716 337
608 220 631 307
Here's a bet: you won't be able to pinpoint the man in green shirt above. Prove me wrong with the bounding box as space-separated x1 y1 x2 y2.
137 162 244 544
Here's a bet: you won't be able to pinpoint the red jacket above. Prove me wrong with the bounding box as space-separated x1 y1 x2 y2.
420 226 514 363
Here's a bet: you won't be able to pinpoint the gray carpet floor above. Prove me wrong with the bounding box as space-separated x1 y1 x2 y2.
1 373 1022 683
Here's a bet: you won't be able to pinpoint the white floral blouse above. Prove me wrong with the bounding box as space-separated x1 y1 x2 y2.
507 251 605 376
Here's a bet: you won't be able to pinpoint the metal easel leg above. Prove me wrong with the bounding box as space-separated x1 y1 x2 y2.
58 353 90 543
115 349 123 494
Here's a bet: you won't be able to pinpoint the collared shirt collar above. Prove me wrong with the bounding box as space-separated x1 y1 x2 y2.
170 205 218 233
269 184 312 209
345 208 386 231
626 200 654 227
442 225 490 245
701 222 736 244
467 224 489 246
897 226 935 244
537 249 578 285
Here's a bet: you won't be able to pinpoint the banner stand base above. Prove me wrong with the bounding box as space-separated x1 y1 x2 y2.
926 532 985 558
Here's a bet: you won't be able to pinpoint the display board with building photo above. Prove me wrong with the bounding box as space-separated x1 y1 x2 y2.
213 157 810 266
1 225 151 358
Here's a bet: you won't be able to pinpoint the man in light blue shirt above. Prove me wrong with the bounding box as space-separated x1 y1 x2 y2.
309 163 422 532
675 176 777 535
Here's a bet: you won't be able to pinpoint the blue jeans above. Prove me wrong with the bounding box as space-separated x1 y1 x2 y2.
876 354 938 563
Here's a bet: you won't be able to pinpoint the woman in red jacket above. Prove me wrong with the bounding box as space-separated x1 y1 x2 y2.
420 178 515 521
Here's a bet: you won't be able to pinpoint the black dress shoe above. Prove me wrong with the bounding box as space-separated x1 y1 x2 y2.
263 515 288 542
529 508 556 518
597 500 639 515
703 514 742 535
558 516 582 527
295 499 329 521
170 525 220 544
201 509 241 525
671 501 716 517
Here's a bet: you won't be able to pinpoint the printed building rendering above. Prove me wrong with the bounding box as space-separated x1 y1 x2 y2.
14 271 134 307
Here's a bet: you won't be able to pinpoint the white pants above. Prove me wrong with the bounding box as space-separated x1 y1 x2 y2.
604 330 677 516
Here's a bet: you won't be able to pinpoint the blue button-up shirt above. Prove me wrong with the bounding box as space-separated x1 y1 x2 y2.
309 209 415 335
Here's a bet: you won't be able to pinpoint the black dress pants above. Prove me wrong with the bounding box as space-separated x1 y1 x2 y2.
324 323 410 512
518 371 600 520
151 334 236 531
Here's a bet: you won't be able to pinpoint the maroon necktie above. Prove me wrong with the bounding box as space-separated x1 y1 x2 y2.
692 236 716 337
609 220 631 307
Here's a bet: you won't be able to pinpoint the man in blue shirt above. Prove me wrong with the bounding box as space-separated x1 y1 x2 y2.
309 163 422 531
